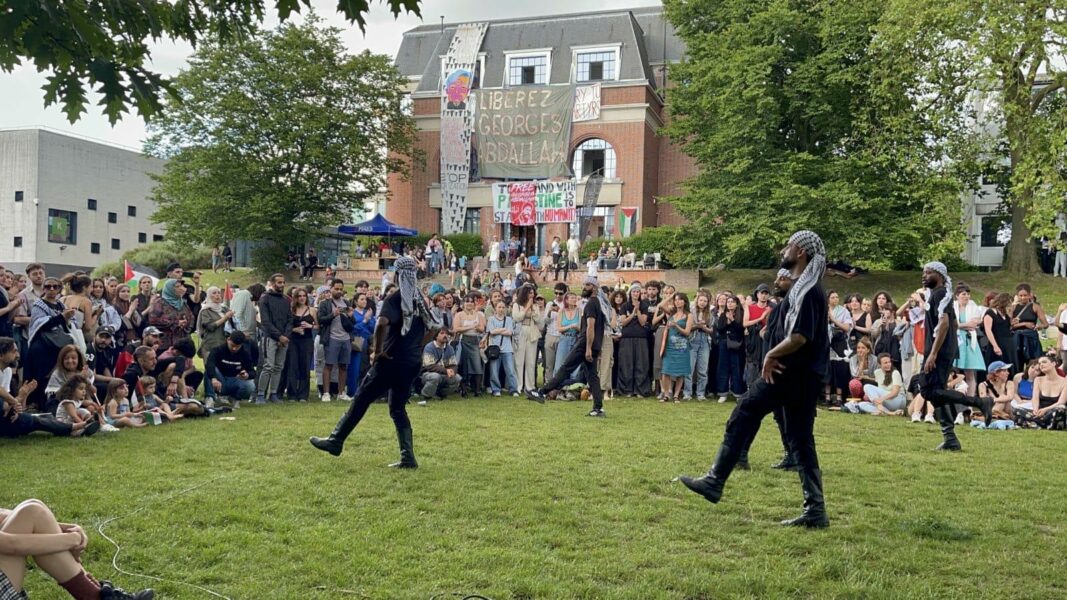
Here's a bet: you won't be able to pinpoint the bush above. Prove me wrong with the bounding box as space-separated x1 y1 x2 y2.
90 241 212 279
579 227 711 269
365 232 484 260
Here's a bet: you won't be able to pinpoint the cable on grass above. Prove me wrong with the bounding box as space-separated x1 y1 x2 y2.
429 594 493 600
96 476 232 600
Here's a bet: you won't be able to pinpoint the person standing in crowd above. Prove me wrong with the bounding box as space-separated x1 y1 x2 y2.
489 237 501 272
222 242 234 271
205 331 256 404
553 292 582 383
617 283 651 397
917 262 994 451
528 276 607 417
566 234 581 270
454 294 485 396
148 279 192 351
982 293 1014 370
285 287 316 402
346 293 377 397
310 256 441 466
660 292 693 403
61 273 94 354
255 274 291 404
543 283 567 383
1010 283 1047 374
953 283 987 394
1057 301 1067 366
512 284 543 394
679 231 831 528
740 284 772 397
714 295 746 402
24 277 76 411
825 290 853 405
318 279 354 403
0 269 16 338
12 263 45 356
486 301 519 397
688 290 714 401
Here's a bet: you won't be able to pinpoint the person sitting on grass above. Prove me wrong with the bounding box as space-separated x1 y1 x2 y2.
0 337 91 438
121 346 203 417
844 353 905 415
54 375 106 433
0 498 155 599
102 380 145 429
1012 359 1040 413
1013 356 1067 429
137 376 182 422
978 361 1016 420
417 328 462 405
45 345 96 415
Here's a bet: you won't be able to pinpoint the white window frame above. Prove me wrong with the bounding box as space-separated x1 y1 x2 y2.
503 49 553 87
439 53 487 90
572 138 617 179
571 44 622 83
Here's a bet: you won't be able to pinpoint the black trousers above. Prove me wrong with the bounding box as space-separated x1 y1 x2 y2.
554 259 569 281
330 359 419 442
719 374 821 479
0 412 74 438
919 361 985 441
543 340 602 410
616 337 651 396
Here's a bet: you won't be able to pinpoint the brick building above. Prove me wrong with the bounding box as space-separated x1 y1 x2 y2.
387 6 698 256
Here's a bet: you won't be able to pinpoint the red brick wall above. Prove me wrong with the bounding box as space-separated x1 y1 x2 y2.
656 136 699 226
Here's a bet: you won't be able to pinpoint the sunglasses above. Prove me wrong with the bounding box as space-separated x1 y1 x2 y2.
43 284 61 290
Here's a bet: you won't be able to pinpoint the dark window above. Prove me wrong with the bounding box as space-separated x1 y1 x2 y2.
87 198 97 210
576 51 617 82
463 208 481 235
13 236 22 247
522 66 536 84
128 205 137 217
111 238 120 250
509 55 548 86
588 62 604 81
90 242 100 254
14 191 24 202
138 232 147 243
47 209 77 244
980 216 1009 247
581 149 606 177
108 212 117 224
153 234 164 242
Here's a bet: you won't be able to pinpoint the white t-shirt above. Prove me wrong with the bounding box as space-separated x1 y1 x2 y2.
1059 309 1067 351
1 367 12 412
876 370 904 394
586 260 598 277
489 242 501 261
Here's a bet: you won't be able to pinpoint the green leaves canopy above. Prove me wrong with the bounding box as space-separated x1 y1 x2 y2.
0 0 421 123
145 16 419 271
662 0 967 269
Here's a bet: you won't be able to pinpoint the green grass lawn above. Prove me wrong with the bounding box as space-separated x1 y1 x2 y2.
5 397 1067 599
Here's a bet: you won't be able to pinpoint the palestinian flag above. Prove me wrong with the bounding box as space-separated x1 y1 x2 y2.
618 207 638 238
124 261 159 290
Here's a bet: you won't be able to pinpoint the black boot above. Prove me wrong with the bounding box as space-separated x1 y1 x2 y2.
309 402 361 456
771 451 800 471
388 427 418 469
780 467 829 528
736 446 751 470
934 404 962 451
679 443 740 504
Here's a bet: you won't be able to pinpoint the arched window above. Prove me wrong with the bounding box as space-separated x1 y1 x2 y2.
571 138 616 179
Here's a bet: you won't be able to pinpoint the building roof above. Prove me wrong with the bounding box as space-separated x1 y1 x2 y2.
395 6 685 94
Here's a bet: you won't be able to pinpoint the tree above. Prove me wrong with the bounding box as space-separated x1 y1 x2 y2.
0 0 420 124
873 1 1067 274
145 15 419 272
661 0 968 270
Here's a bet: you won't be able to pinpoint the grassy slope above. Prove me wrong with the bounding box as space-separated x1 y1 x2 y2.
5 399 1067 599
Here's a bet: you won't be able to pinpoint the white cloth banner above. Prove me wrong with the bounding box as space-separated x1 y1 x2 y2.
439 23 488 234
572 83 601 123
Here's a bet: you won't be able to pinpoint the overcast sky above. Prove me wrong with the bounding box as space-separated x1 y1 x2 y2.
0 0 660 151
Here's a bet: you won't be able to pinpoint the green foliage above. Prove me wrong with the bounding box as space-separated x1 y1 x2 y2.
442 233 483 260
580 228 714 269
661 0 968 270
146 16 420 277
91 241 211 279
872 0 1067 273
0 1 421 124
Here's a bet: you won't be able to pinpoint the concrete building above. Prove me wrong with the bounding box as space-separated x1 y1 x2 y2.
387 6 697 255
0 128 166 273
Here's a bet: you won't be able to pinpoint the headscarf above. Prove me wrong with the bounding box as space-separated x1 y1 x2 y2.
198 286 225 338
27 297 64 344
923 261 952 319
777 268 794 280
784 230 826 336
161 279 185 311
396 256 440 335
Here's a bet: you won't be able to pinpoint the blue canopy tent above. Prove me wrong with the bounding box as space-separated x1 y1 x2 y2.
337 214 418 237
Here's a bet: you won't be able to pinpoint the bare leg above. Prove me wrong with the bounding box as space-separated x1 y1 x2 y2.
659 375 671 400
0 500 82 590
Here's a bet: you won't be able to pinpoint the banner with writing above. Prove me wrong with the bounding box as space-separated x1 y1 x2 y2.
493 180 578 225
439 23 488 235
475 86 575 179
572 83 601 122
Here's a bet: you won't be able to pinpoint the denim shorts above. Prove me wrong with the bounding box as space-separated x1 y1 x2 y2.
324 338 351 366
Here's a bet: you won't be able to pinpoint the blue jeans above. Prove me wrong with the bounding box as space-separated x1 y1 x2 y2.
688 332 710 398
555 335 581 380
211 375 255 400
489 352 519 394
347 348 366 396
716 340 745 396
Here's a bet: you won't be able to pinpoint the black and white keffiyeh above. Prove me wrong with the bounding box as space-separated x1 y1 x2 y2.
395 256 440 335
784 230 826 336
923 261 952 319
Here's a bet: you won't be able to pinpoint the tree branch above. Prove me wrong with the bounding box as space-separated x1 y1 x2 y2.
1031 75 1066 111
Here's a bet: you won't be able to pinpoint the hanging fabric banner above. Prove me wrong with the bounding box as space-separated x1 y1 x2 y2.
572 83 601 122
493 180 578 225
618 207 638 238
475 85 575 179
439 22 489 235
578 174 603 242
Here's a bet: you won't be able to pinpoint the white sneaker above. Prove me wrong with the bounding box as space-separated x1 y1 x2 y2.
718 395 728 403
417 400 427 406
232 401 240 410
338 393 352 402
101 423 120 433
321 393 332 403
924 413 936 424
204 398 215 409
954 412 965 425
911 412 921 423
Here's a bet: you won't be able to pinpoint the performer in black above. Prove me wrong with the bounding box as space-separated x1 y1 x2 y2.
309 256 441 467
678 231 830 528
918 262 993 451
527 276 607 417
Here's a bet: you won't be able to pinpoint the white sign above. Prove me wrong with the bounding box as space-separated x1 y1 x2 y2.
572 83 601 123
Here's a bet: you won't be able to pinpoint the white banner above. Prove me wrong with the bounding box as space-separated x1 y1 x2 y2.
572 83 601 123
439 22 488 235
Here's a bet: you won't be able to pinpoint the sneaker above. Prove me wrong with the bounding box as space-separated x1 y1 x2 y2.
924 413 936 424
204 398 215 409
321 393 332 403
493 391 501 397
526 389 546 404
512 392 520 397
697 396 707 401
586 409 605 417
338 392 353 402
718 395 728 404
100 423 120 433
911 412 921 423
253 396 267 405
269 394 282 403
100 581 154 600
232 400 240 410
954 412 965 425
417 400 428 406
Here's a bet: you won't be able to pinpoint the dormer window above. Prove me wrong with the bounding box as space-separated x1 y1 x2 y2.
572 45 621 83
505 50 551 86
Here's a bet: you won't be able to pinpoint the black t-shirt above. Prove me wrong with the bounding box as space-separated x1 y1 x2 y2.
379 293 427 365
924 287 958 365
85 343 116 376
764 283 828 377
620 301 649 338
579 298 606 352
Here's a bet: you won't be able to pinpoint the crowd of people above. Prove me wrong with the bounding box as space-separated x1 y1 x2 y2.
2 252 1067 442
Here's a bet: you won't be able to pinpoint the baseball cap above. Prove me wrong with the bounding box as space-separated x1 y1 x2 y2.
755 283 771 295
95 326 115 337
142 326 163 336
987 361 1011 373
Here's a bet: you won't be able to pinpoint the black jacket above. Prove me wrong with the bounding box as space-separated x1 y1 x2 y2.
317 298 355 345
258 290 293 341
